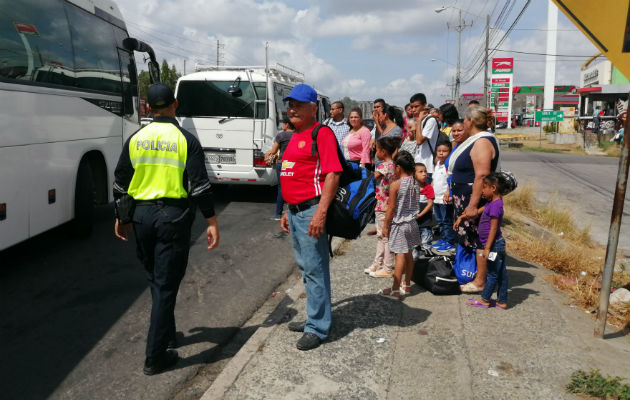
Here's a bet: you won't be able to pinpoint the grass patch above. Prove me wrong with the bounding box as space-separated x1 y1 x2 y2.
504 185 593 246
599 140 622 157
538 195 593 245
503 185 629 328
503 183 536 213
519 146 562 154
566 369 630 400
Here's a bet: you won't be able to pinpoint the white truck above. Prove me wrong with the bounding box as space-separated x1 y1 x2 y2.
175 65 330 186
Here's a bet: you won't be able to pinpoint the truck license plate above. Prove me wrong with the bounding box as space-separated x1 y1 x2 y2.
205 151 236 165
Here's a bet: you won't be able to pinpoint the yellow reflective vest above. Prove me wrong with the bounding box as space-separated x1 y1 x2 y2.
127 122 189 200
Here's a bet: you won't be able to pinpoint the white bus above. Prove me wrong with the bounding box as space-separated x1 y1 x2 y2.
0 0 160 250
175 65 330 186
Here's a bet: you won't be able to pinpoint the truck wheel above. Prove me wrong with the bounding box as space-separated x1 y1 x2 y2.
70 160 95 237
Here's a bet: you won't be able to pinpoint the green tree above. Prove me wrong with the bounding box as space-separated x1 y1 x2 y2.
137 59 181 99
138 70 151 99
160 60 181 91
337 96 361 117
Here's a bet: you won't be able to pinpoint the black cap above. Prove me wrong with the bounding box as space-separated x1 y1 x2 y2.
147 83 175 109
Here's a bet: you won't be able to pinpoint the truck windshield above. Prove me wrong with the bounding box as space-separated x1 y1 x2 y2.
176 80 267 118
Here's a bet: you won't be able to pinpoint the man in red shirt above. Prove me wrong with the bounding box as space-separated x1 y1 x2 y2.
280 84 342 350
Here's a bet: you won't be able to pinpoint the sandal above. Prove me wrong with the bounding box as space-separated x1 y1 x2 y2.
401 283 412 295
378 287 402 300
460 282 483 293
492 301 508 310
465 298 492 308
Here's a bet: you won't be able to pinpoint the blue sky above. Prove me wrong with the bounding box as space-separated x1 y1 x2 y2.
117 0 598 107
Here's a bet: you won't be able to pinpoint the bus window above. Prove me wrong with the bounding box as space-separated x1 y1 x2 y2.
176 80 268 119
65 1 122 94
0 0 74 86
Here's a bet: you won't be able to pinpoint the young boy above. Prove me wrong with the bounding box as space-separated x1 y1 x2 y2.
431 142 456 254
413 163 434 258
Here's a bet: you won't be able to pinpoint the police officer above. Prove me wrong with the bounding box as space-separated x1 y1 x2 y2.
113 83 219 375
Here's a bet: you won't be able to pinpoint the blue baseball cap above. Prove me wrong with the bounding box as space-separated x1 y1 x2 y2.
283 84 317 103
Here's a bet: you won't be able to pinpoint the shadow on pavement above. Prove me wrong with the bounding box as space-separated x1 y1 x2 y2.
327 294 431 342
507 254 538 269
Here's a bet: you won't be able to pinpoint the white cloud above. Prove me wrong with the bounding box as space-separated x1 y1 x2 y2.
116 0 600 111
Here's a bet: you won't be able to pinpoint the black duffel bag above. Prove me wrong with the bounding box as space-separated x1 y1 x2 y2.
422 256 461 295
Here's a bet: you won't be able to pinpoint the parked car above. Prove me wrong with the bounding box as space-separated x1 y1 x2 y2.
496 120 508 129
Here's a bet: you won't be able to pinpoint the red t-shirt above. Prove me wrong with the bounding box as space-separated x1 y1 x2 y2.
419 184 435 202
280 122 343 205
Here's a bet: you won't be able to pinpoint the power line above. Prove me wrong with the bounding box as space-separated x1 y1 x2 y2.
511 28 578 31
493 48 594 57
461 0 532 83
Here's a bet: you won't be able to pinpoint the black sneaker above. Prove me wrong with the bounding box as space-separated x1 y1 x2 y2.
287 321 306 332
296 332 321 351
143 349 178 375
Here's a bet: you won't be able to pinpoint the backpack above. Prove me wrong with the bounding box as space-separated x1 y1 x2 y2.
422 116 450 157
325 164 376 240
310 125 376 248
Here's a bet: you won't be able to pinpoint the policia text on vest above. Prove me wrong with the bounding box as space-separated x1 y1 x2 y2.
112 83 219 376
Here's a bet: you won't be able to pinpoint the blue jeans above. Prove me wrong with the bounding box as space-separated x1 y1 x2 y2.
288 204 331 339
433 203 456 244
274 163 284 217
480 237 508 304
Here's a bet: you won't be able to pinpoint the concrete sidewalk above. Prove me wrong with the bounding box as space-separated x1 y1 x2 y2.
202 226 629 399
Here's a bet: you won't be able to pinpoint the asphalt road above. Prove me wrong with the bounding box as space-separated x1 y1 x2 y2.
0 185 295 400
501 150 630 253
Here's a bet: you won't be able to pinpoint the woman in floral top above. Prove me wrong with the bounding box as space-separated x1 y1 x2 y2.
365 136 401 277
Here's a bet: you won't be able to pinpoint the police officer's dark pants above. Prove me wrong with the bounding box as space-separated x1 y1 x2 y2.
133 204 193 358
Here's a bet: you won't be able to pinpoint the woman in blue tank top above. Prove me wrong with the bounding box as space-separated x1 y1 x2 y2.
448 105 499 293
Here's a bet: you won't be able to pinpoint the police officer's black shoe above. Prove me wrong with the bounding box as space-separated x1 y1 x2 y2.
287 321 306 332
296 332 321 351
143 349 178 375
167 338 177 349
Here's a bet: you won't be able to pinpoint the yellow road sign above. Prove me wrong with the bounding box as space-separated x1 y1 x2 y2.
552 0 630 79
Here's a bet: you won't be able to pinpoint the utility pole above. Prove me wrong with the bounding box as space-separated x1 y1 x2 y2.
543 2 558 112
216 40 225 66
183 59 186 75
448 9 473 111
483 14 490 108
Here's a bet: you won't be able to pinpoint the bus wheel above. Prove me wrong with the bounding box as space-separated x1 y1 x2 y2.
70 160 95 237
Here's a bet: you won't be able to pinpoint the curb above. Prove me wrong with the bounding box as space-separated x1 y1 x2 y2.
199 236 346 400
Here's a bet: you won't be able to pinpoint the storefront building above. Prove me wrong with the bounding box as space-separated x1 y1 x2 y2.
577 60 629 133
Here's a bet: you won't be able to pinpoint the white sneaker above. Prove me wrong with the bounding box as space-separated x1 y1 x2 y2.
364 265 378 274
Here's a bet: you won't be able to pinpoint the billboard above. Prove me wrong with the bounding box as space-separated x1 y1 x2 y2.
490 73 513 123
492 58 514 74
